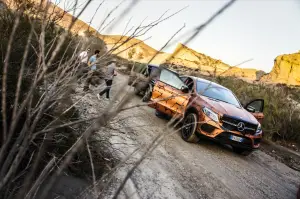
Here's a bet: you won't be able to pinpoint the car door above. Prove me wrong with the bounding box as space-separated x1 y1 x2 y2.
244 99 264 123
149 69 190 117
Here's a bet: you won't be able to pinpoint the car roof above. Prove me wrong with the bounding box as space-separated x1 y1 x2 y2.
186 76 228 90
148 64 179 74
148 64 159 67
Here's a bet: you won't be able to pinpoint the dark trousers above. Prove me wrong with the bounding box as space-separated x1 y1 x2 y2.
99 79 113 98
83 70 103 90
77 63 88 78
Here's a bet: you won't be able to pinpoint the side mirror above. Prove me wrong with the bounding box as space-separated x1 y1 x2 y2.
244 99 264 113
246 105 256 113
181 85 189 93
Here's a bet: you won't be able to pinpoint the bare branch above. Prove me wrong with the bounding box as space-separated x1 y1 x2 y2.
2 8 21 142
86 139 97 197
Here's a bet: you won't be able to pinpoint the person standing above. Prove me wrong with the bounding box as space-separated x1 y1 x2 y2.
83 50 100 91
78 48 90 65
77 48 90 80
97 59 117 100
88 49 100 71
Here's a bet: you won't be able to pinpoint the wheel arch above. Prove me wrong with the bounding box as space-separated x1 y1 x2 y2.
184 106 199 118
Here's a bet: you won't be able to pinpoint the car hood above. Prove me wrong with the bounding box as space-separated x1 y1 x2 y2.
200 96 258 124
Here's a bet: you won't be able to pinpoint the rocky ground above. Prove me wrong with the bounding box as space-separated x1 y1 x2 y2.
64 73 300 199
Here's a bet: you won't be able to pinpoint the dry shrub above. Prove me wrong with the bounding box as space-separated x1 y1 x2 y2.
0 7 108 198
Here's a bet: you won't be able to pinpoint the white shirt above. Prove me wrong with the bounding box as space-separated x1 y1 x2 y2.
79 51 88 63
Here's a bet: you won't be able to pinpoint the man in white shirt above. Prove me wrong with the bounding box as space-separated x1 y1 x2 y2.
78 48 90 64
77 48 90 81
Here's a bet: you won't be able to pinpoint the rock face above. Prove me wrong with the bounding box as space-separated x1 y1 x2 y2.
99 35 158 60
3 0 98 35
221 67 266 82
261 52 300 86
163 43 231 74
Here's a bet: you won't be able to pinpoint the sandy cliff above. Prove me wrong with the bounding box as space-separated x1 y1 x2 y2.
260 52 300 86
221 67 266 82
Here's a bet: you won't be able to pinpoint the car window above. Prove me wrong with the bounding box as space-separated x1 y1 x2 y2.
180 76 188 82
196 81 241 107
160 69 186 89
150 66 159 76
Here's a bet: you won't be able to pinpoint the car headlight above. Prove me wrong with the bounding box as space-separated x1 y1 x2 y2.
202 107 219 123
256 123 262 133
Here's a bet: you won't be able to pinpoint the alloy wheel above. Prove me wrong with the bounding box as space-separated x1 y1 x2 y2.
182 114 196 139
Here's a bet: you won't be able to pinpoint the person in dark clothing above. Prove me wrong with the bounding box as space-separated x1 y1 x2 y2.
97 59 117 100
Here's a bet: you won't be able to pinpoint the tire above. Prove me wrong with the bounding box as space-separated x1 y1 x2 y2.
181 113 199 143
134 87 140 95
155 110 171 120
232 147 253 156
142 85 152 102
134 81 146 96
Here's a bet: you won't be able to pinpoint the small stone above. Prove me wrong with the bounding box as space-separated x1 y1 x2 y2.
272 150 276 153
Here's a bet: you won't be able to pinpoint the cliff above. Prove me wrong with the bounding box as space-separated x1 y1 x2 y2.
261 52 300 86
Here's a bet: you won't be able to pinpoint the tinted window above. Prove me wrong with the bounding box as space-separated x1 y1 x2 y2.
160 69 186 89
180 76 188 82
196 81 241 107
149 66 159 76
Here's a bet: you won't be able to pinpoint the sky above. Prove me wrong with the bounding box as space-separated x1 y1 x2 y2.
55 0 300 72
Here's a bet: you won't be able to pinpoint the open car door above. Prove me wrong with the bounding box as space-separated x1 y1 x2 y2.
149 68 190 117
244 99 264 123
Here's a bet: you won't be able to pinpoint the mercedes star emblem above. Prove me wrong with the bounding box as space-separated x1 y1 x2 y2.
237 122 245 131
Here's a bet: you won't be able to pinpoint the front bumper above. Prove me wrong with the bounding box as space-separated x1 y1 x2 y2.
196 116 262 149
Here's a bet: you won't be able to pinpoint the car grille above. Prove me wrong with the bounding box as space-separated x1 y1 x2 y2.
221 115 258 135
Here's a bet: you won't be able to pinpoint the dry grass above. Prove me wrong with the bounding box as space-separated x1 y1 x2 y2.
0 0 239 198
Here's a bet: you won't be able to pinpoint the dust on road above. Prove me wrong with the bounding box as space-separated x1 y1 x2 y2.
73 74 300 199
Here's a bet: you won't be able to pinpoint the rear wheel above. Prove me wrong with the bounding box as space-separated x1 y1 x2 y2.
232 147 253 156
134 87 140 95
134 81 147 96
142 85 152 102
181 113 199 143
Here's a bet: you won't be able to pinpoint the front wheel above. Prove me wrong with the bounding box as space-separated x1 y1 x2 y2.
232 147 253 156
181 113 199 143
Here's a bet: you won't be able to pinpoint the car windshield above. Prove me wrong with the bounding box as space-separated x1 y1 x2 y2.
196 81 241 107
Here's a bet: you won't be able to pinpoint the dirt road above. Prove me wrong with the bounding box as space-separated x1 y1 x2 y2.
74 74 300 199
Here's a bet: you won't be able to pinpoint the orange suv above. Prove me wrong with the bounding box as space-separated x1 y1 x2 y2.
147 68 264 155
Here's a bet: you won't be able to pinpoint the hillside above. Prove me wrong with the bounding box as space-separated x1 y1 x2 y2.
221 67 266 82
2 0 98 35
164 43 231 74
99 35 158 59
260 52 300 86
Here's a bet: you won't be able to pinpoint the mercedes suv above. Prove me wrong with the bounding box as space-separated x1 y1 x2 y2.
147 68 264 155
